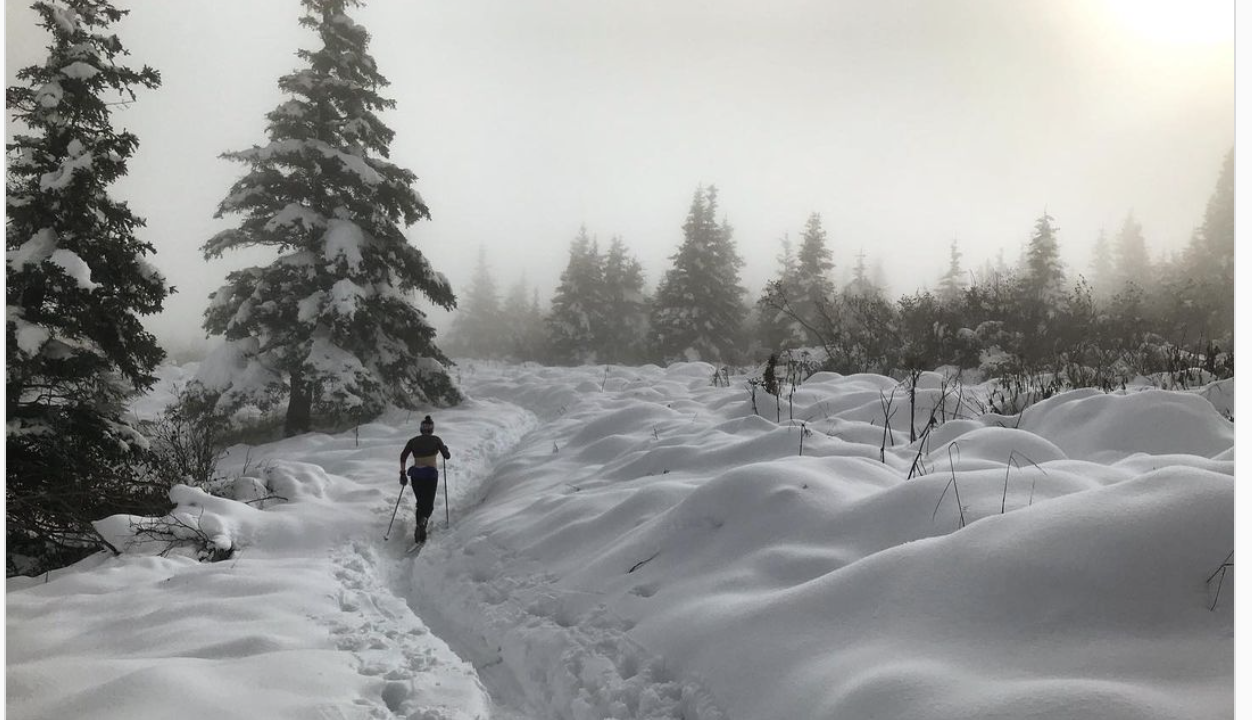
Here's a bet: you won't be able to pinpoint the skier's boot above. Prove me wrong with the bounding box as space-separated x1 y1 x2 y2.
415 515 428 544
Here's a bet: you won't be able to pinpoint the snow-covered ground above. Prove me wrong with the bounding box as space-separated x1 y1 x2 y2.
7 361 1235 719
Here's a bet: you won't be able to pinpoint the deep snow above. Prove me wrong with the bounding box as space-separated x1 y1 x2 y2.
6 361 1235 719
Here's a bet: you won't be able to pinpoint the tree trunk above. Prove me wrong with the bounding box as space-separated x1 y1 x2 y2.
285 370 313 437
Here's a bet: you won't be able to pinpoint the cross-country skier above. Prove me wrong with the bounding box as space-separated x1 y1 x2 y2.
399 415 451 544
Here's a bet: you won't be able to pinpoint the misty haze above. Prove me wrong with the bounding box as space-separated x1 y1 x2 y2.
6 1 1235 719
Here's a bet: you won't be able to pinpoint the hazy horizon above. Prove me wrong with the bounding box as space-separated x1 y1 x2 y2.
5 0 1235 357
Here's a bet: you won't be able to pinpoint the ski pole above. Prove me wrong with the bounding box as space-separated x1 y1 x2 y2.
442 456 450 527
383 480 405 540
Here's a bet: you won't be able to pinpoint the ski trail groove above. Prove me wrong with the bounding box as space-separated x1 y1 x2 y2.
385 392 725 720
326 539 490 719
307 398 541 718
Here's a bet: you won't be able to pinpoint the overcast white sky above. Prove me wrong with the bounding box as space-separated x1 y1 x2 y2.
5 0 1236 354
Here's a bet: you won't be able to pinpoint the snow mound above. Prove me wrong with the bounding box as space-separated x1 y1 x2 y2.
691 468 1232 719
421 361 1232 720
1019 388 1234 462
93 461 334 560
1193 377 1234 419
930 425 1068 468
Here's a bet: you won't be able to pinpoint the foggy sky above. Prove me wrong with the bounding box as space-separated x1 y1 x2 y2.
5 0 1235 355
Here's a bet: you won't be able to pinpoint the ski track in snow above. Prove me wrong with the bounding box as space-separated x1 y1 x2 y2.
346 364 729 720
325 539 490 719
313 399 549 719
219 365 727 719
368 397 720 718
405 532 725 720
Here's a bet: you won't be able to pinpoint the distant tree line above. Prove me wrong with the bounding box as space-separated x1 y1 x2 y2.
756 153 1234 385
448 153 1233 384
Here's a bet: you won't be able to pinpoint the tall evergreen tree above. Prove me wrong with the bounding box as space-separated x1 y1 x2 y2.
845 249 877 298
937 238 966 304
792 212 836 342
1156 148 1236 343
795 213 835 298
6 0 170 572
1173 149 1234 342
1197 150 1234 279
599 236 649 363
756 234 804 352
498 274 545 362
1113 212 1151 291
1089 228 1114 298
546 226 606 364
498 273 525 359
447 246 503 359
1022 212 1065 303
202 0 459 436
649 185 746 363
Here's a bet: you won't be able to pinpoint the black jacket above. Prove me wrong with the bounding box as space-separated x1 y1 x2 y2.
402 434 450 467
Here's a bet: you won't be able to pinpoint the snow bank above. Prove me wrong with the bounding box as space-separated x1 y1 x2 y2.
10 393 539 720
409 362 1232 720
1018 388 1234 462
7 554 368 720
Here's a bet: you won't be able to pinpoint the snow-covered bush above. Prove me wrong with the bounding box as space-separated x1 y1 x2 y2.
95 485 244 562
138 382 231 489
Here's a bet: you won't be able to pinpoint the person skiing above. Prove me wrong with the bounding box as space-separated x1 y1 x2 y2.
399 415 451 544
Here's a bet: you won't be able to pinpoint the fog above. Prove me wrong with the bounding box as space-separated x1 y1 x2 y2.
5 0 1234 357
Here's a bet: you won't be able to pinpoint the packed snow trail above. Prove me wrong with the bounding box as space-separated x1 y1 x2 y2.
220 397 548 720
396 364 729 719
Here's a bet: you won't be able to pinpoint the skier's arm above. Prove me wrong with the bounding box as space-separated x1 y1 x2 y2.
399 443 411 485
440 441 451 460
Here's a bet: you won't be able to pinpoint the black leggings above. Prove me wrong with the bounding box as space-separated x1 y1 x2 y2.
407 466 438 518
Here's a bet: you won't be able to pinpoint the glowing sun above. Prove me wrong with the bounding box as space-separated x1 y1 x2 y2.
1103 0 1233 45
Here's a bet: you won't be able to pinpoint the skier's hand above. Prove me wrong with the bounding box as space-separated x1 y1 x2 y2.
399 471 408 487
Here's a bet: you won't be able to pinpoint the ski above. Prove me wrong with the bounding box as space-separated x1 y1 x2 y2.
405 541 425 556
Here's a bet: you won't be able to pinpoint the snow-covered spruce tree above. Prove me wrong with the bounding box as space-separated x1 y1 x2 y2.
1088 228 1114 300
756 234 804 353
499 274 545 362
447 246 503 359
202 0 459 436
649 186 746 363
1190 149 1233 340
1164 149 1233 345
546 226 606 364
936 238 966 305
1011 212 1067 364
6 0 170 573
844 248 878 298
1021 212 1065 304
1112 212 1152 292
598 237 649 364
1195 150 1233 298
793 212 836 335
